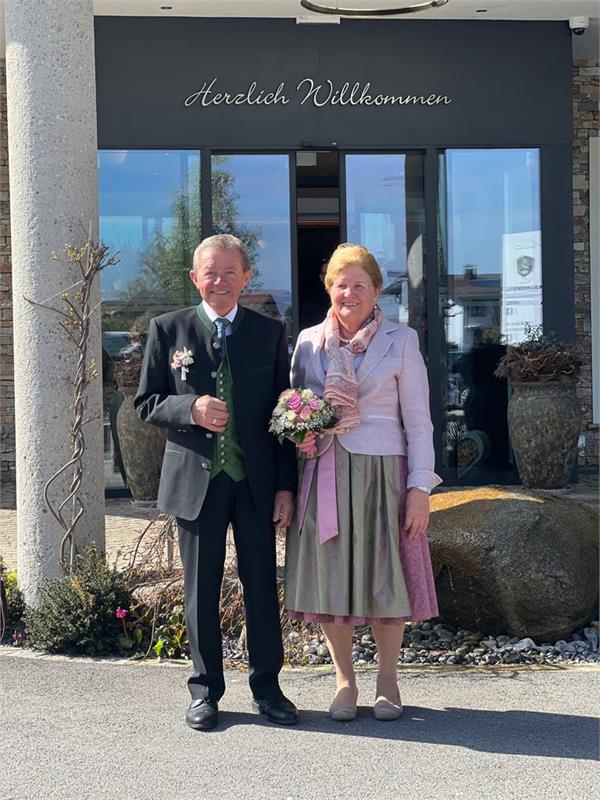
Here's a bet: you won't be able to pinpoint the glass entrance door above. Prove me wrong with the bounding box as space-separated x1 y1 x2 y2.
210 153 294 327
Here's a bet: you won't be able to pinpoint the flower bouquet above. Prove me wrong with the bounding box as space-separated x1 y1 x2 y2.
269 388 336 458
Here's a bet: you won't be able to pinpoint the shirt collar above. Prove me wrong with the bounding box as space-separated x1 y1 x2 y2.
202 299 238 324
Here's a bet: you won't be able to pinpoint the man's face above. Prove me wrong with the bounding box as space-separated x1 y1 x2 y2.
190 248 252 315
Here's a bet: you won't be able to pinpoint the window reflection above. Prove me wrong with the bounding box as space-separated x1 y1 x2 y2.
99 150 201 326
439 148 542 482
345 153 426 349
99 149 201 490
211 154 292 324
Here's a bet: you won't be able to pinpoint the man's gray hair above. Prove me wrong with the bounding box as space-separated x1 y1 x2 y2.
193 234 252 272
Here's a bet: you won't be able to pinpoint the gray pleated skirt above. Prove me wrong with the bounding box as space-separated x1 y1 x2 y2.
284 439 439 625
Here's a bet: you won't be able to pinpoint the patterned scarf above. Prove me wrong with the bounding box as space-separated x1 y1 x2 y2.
323 305 383 434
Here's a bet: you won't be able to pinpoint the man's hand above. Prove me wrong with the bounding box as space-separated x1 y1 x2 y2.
273 490 294 531
402 488 430 539
191 395 228 432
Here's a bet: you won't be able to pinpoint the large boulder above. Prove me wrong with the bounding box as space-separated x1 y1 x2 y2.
428 487 599 641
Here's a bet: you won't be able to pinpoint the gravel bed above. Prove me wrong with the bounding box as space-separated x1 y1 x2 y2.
4 619 598 669
224 619 600 668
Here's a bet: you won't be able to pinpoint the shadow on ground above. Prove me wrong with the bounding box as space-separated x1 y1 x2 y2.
212 704 598 760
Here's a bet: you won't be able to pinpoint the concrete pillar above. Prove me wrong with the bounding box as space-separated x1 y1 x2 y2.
5 0 105 604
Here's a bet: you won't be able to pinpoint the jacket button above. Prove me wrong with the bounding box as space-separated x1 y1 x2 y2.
206 432 213 439
201 461 209 469
210 371 217 378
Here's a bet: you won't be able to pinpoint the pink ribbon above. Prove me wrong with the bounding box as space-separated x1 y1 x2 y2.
297 442 339 544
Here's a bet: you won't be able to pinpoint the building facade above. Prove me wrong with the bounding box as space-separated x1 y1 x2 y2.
0 10 598 508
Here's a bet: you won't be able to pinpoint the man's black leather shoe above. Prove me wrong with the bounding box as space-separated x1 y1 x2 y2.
252 695 299 725
186 699 219 731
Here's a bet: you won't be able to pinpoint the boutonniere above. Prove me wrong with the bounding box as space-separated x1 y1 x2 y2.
171 346 194 381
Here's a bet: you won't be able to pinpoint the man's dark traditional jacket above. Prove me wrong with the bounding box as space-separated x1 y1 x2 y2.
134 305 297 521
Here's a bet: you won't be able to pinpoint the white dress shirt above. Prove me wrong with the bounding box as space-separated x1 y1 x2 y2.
202 300 238 326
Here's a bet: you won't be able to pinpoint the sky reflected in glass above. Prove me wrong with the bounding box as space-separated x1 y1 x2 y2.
212 154 292 321
439 148 542 483
99 150 200 303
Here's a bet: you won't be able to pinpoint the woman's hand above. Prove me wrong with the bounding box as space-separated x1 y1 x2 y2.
296 431 317 456
273 490 294 531
402 488 430 539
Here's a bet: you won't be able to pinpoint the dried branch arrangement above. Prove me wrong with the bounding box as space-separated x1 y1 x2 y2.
113 313 155 389
495 324 583 384
25 239 119 569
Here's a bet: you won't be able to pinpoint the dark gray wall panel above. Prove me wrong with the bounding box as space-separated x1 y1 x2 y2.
95 18 572 149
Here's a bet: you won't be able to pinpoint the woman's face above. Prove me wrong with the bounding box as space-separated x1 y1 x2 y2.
329 264 381 329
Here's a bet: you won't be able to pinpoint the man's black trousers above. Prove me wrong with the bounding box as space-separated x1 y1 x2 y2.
177 472 284 702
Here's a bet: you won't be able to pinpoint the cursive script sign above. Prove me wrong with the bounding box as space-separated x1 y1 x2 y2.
184 77 452 109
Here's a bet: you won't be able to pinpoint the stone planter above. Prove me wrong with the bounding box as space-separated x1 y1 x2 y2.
114 360 166 504
508 378 582 489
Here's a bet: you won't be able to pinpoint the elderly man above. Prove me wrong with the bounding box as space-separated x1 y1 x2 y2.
135 234 298 731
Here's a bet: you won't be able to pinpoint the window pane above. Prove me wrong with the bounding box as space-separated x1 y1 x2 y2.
99 149 201 489
345 153 426 349
211 154 292 324
438 148 542 482
99 150 201 323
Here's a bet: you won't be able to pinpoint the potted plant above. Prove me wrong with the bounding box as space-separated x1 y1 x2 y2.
494 324 583 489
114 321 166 505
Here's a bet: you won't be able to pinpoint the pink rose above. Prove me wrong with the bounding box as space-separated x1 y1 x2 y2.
287 394 303 411
299 406 312 421
309 397 322 410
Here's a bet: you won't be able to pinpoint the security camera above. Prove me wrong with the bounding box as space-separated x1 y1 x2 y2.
569 16 589 36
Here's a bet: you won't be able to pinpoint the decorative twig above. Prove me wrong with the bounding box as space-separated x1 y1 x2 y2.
24 237 119 570
126 513 175 576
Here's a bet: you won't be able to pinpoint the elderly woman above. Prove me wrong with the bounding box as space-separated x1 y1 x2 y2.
285 243 442 721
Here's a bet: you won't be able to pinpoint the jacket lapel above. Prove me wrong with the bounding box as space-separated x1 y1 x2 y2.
355 320 398 384
224 308 252 382
191 316 220 370
309 323 326 384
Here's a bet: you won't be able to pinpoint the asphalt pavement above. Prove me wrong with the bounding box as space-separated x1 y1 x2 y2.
0 648 598 800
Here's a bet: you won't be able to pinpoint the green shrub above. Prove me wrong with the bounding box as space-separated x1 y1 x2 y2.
24 546 133 655
127 585 190 660
0 557 26 644
151 603 189 660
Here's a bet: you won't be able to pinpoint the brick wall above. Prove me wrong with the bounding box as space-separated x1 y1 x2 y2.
0 59 15 491
573 58 599 468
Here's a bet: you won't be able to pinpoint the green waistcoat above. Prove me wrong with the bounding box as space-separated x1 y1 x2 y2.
196 304 246 483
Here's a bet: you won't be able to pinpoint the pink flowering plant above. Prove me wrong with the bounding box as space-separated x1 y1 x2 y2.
269 388 336 457
114 605 146 650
